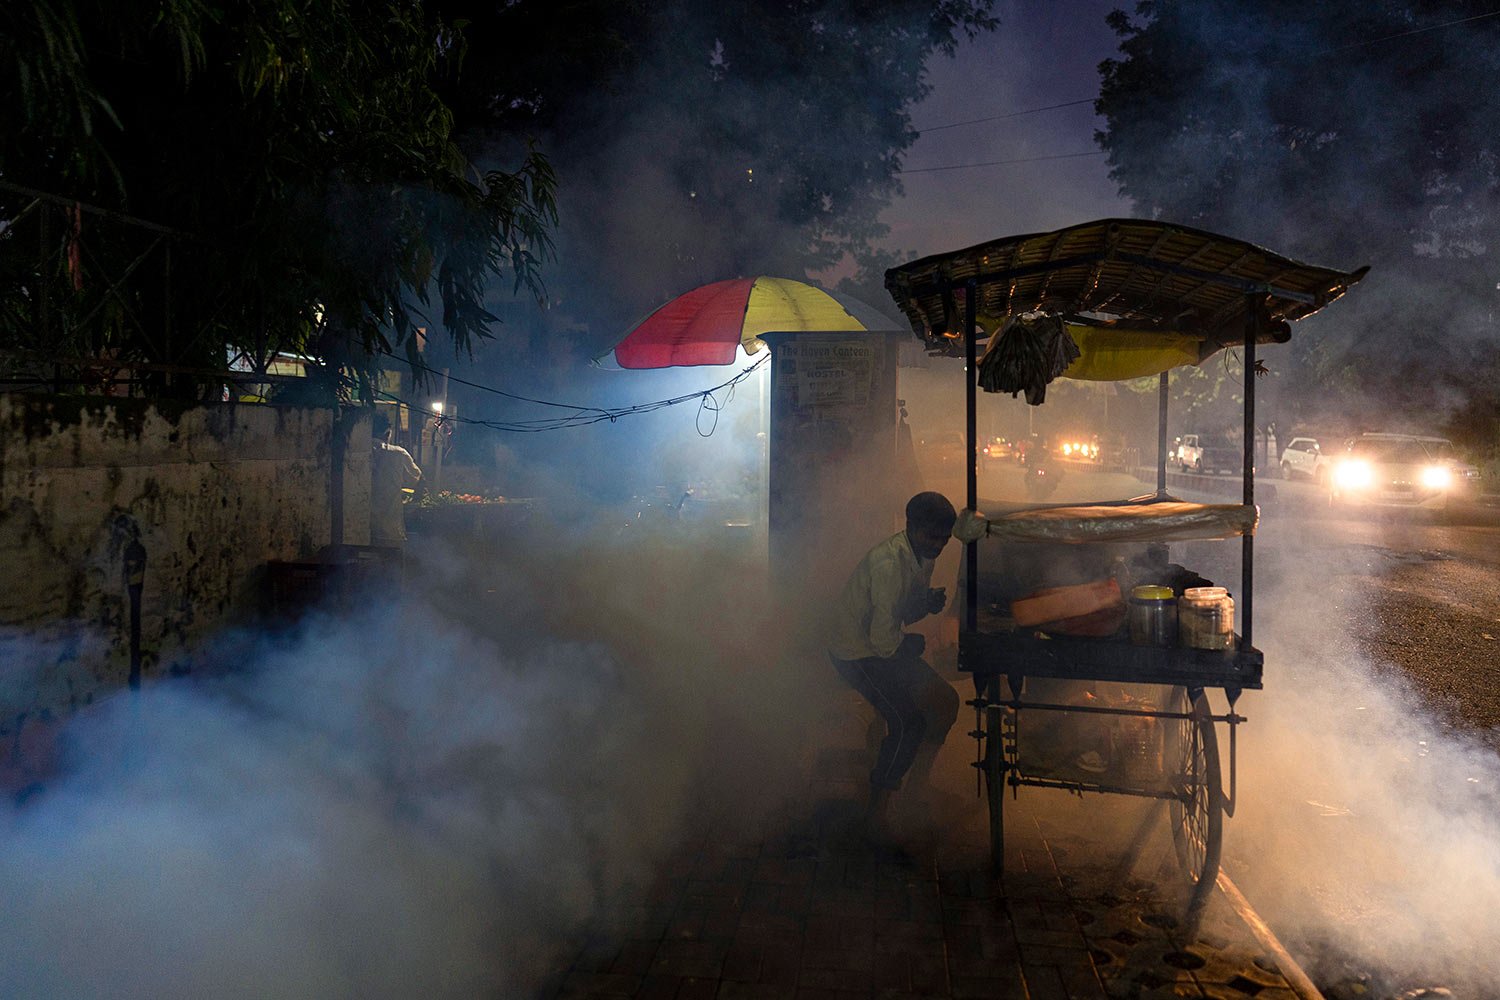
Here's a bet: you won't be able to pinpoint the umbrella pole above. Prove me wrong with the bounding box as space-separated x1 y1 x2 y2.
758 354 770 560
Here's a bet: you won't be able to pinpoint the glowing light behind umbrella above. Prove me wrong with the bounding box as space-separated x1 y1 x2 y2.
612 276 902 369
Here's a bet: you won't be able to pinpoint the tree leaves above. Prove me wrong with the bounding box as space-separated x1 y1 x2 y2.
1 0 558 399
3 0 1002 399
1094 0 1500 444
430 0 999 358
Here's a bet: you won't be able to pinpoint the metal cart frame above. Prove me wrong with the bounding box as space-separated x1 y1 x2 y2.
883 220 1366 926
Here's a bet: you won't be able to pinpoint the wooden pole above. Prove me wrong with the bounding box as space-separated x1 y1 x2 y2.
1157 372 1169 496
964 280 978 635
1241 299 1258 650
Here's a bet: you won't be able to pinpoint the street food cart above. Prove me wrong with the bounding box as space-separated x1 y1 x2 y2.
884 219 1366 925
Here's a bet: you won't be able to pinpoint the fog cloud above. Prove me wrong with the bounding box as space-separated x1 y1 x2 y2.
0 518 823 999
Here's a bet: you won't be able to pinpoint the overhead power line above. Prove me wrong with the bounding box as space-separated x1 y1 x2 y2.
903 7 1500 143
895 5 1500 179
898 149 1106 175
1320 7 1500 54
913 97 1097 135
376 347 608 414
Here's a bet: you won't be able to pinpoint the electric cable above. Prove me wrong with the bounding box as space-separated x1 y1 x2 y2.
900 8 1500 172
898 149 1105 175
374 347 610 415
1318 7 1500 54
913 97 1096 135
375 354 768 435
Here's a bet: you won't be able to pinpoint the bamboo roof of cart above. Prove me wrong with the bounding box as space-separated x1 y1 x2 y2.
883 218 1368 345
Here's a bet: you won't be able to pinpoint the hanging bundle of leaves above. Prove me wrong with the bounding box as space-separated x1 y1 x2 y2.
976 312 1080 405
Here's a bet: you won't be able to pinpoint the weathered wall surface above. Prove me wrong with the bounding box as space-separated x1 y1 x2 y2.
0 395 371 737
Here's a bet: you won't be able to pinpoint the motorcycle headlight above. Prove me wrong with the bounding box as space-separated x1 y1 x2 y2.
1419 465 1451 490
1334 459 1375 490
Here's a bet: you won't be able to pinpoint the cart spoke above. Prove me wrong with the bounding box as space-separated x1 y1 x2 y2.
1169 688 1222 896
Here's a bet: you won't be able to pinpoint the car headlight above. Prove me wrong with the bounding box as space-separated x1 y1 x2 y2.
1419 465 1451 490
1061 443 1072 455
1334 459 1375 490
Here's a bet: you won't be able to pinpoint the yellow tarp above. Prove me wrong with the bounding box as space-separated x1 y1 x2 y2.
973 315 1204 380
1060 325 1203 381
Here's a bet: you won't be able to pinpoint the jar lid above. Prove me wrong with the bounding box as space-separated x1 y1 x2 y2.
1130 585 1175 600
1183 586 1228 600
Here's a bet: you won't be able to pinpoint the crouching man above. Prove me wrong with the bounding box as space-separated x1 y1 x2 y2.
828 491 961 843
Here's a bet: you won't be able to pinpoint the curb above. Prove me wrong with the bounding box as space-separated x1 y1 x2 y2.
1130 467 1277 502
1217 872 1325 1000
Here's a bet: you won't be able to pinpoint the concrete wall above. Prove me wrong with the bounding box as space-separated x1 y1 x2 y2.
0 395 370 739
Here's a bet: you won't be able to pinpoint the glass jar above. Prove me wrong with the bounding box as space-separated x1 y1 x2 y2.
1180 586 1234 649
1128 585 1177 646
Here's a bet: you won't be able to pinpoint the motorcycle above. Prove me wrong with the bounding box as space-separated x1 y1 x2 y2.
1024 459 1060 500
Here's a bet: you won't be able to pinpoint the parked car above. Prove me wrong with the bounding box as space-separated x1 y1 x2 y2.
1175 433 1239 475
978 436 1013 471
1328 433 1473 510
1278 436 1332 482
1453 459 1484 495
918 431 965 471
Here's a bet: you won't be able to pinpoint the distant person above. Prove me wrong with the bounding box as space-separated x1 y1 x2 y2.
370 411 422 549
894 399 924 498
828 491 961 844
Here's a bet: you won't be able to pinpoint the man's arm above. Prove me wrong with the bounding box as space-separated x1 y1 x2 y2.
401 450 422 484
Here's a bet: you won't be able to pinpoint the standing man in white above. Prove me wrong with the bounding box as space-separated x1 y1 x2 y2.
370 411 422 552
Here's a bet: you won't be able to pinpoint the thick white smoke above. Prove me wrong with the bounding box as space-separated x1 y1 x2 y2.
1227 529 1500 993
0 523 823 999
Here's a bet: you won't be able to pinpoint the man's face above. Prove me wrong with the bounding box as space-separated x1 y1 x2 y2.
908 522 952 561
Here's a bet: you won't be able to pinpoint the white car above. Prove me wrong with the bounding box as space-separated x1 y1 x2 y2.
1175 433 1240 475
1451 458 1484 496
1278 437 1331 482
1328 433 1471 511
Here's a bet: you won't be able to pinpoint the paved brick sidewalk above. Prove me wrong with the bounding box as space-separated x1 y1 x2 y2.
549 680 1304 1000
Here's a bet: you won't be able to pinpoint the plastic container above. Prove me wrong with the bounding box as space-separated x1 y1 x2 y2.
1128 584 1177 646
1114 705 1164 782
1180 586 1234 649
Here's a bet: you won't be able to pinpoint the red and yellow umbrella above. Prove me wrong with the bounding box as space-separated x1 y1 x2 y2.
611 276 904 369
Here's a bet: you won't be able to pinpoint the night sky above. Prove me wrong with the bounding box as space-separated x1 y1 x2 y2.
883 0 1129 255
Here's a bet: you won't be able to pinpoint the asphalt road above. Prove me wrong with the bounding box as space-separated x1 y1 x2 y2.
1298 519 1500 741
1177 468 1500 747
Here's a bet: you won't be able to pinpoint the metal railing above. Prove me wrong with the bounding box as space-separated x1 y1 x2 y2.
0 181 238 399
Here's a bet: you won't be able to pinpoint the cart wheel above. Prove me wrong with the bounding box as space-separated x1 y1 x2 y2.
1167 687 1223 928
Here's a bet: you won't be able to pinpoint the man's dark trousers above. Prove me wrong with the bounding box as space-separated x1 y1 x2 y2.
832 651 959 790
